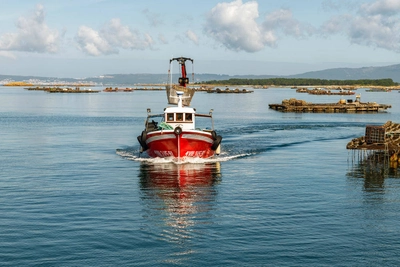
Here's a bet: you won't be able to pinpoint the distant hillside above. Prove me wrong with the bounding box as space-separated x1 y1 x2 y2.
287 64 400 82
1 64 399 84
0 74 85 83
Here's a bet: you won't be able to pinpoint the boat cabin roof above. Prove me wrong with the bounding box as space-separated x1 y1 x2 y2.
164 106 195 114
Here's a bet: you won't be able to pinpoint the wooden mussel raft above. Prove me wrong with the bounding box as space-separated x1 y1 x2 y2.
296 88 355 95
103 87 134 92
207 88 254 94
346 121 400 167
269 95 391 113
25 87 99 93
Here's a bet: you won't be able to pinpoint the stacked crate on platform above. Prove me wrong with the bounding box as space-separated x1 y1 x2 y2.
365 125 386 144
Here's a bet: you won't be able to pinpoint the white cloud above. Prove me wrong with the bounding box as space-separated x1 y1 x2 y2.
102 19 154 50
0 51 16 59
263 9 314 38
142 9 163 27
75 19 154 56
319 0 400 52
348 14 400 52
360 0 400 16
158 34 168 44
76 26 116 56
360 1 400 52
186 30 199 45
204 0 314 53
203 0 400 54
0 4 61 53
319 15 351 36
204 0 275 52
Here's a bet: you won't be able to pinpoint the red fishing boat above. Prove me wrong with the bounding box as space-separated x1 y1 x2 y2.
137 57 222 159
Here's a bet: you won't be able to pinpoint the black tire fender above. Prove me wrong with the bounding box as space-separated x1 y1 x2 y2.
211 135 222 150
174 126 182 135
141 131 147 142
137 131 148 151
211 130 217 140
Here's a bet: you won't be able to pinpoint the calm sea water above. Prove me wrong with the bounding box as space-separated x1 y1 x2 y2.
1 86 400 266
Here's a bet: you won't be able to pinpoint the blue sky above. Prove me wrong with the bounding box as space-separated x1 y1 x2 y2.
0 0 399 78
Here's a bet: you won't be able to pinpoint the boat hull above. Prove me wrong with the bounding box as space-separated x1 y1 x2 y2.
145 130 217 158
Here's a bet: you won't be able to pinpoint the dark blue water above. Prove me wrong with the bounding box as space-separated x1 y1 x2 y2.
1 87 400 266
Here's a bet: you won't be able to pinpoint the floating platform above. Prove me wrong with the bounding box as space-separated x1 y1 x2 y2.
207 88 253 94
26 87 99 93
296 88 355 95
347 121 400 165
365 88 392 92
48 88 99 93
268 97 391 113
25 87 58 91
103 87 134 92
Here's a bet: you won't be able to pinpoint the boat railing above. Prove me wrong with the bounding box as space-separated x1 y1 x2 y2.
145 114 163 132
195 113 214 130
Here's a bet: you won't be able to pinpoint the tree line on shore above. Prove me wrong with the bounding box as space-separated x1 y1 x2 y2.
200 78 398 87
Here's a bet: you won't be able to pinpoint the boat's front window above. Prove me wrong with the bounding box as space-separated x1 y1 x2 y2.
185 113 192 121
166 112 194 123
167 113 174 122
176 113 183 121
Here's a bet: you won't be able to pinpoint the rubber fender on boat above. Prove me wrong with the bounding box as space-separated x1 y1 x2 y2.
211 135 222 150
174 126 182 135
137 135 148 151
137 131 148 151
141 131 147 141
211 130 217 140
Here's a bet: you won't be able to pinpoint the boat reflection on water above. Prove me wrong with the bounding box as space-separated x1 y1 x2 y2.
139 161 222 189
138 161 222 244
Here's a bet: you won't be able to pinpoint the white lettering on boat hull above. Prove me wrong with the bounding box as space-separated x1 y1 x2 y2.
185 151 206 157
152 150 208 157
154 150 174 157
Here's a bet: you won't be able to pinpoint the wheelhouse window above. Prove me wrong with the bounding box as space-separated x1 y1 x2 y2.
166 112 193 122
185 113 192 122
176 113 183 121
167 113 174 122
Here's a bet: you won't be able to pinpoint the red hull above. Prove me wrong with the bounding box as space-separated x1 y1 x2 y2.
146 130 215 158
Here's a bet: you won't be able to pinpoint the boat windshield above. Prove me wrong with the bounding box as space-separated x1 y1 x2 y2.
165 112 194 123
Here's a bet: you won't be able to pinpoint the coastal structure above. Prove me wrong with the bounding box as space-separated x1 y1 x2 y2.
296 88 355 95
207 88 253 94
48 88 99 93
346 121 400 167
25 87 99 93
103 87 134 92
365 88 392 92
269 95 391 113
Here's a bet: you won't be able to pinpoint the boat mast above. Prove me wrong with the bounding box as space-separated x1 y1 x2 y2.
176 91 184 108
169 57 194 87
